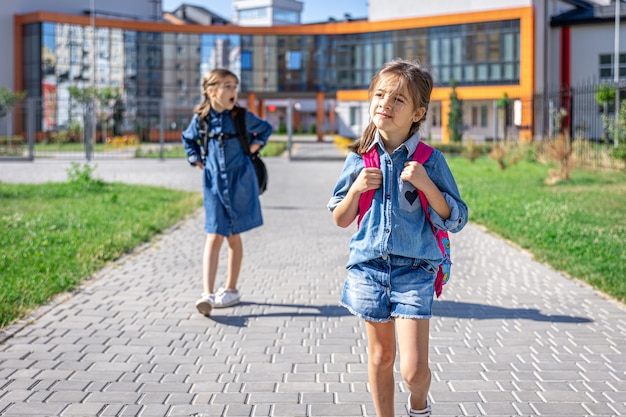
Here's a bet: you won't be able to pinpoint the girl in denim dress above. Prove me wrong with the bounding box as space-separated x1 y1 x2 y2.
328 60 468 417
182 69 272 315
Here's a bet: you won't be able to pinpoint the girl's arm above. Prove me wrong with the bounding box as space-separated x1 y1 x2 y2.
332 167 382 228
181 114 203 169
245 111 273 153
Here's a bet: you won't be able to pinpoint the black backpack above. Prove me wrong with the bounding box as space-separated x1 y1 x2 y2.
199 106 268 194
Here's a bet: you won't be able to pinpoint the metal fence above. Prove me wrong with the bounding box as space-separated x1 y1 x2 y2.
0 97 193 161
533 81 624 170
2 87 624 169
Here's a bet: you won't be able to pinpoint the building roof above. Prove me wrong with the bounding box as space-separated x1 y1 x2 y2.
167 3 231 25
551 0 626 27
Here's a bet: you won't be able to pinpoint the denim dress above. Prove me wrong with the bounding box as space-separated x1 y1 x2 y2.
181 108 272 236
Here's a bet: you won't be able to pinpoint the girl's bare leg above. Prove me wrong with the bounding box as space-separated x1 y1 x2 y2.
202 233 224 294
396 318 431 411
224 234 242 291
365 320 397 417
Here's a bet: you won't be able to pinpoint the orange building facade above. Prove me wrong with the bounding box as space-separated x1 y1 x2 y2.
14 7 533 143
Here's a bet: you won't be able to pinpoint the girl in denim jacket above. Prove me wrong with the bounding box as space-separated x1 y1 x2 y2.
328 59 468 417
182 69 272 315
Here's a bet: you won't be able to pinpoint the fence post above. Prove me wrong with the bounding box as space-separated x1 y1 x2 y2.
159 99 164 160
27 98 35 161
287 99 293 161
85 99 95 161
492 100 498 141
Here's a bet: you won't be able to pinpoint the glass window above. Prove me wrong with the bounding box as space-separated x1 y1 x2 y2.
477 64 488 81
239 7 267 21
431 105 440 127
287 51 301 70
349 106 359 126
490 63 501 80
452 37 462 65
241 51 252 70
274 8 299 24
599 53 626 80
480 105 488 127
464 65 475 82
430 39 439 66
441 38 450 65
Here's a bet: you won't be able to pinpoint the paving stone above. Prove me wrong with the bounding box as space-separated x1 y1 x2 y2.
0 153 625 416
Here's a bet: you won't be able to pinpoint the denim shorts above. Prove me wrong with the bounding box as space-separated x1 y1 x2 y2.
341 255 436 322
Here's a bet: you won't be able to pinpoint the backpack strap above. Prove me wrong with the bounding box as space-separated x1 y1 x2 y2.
357 146 380 228
412 142 435 228
198 117 209 160
231 106 251 155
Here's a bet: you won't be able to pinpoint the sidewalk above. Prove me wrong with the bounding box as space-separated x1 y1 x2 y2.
1 141 625 417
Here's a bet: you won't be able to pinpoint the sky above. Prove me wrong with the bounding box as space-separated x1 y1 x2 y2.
161 0 369 23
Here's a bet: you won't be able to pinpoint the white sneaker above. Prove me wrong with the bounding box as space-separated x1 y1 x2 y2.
213 288 240 308
407 394 431 417
195 293 215 316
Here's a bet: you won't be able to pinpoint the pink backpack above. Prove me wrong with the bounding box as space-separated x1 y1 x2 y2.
357 142 451 298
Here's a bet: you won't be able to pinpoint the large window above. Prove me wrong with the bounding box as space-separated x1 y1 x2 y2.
599 53 626 80
428 20 520 86
274 8 299 24
239 8 267 21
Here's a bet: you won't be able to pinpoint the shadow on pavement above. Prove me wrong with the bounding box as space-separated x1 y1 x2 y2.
206 302 352 327
205 300 592 327
433 300 593 323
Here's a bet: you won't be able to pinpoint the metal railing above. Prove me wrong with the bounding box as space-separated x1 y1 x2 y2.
2 86 623 170
533 81 623 170
0 97 189 161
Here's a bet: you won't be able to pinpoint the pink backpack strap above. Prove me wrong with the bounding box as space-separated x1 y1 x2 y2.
413 142 435 227
357 147 380 228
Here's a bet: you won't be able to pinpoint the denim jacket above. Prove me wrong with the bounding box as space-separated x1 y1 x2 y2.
328 131 468 268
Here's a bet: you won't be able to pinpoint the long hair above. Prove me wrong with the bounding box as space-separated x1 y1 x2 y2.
194 68 239 120
349 59 434 155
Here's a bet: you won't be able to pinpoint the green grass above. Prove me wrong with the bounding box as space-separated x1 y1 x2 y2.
135 145 186 159
0 171 202 329
25 141 287 159
135 141 287 159
449 157 626 302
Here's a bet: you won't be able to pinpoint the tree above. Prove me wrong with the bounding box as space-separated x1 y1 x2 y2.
602 100 626 166
447 79 463 143
68 86 122 141
0 87 26 119
595 84 615 114
497 92 511 142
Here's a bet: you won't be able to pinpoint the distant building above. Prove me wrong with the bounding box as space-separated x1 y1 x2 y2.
4 0 626 144
166 3 230 25
233 0 303 26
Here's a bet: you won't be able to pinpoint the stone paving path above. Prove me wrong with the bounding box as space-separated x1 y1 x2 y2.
0 142 625 416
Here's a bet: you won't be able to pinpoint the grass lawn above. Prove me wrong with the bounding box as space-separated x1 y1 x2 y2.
0 172 202 329
135 141 287 159
449 157 626 303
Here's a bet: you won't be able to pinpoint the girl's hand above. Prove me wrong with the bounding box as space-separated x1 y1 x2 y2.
401 161 452 220
250 143 262 154
354 167 383 194
331 167 381 228
401 161 429 189
196 162 205 170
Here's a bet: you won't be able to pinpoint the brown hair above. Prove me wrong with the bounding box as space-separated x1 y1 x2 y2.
349 59 433 155
194 68 239 120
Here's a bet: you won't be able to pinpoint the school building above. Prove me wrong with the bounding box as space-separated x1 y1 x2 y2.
2 0 623 144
